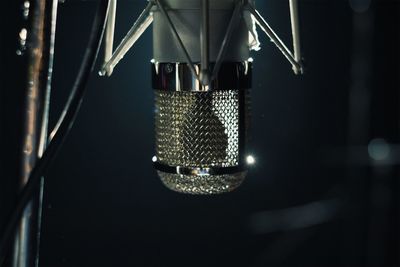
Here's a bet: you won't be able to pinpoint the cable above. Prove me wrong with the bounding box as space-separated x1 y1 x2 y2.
0 0 110 265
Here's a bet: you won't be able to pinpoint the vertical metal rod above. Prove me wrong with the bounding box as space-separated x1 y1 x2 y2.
289 0 302 74
246 3 302 74
156 0 200 82
200 0 210 85
212 0 243 80
34 1 58 266
12 0 58 266
104 0 117 63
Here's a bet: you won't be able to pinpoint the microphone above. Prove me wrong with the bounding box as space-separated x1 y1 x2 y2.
151 63 252 194
100 0 303 194
151 0 252 194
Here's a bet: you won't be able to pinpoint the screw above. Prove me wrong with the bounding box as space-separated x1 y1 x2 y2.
164 63 174 74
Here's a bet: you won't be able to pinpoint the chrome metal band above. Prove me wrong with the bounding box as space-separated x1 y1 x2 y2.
151 61 252 91
153 160 247 176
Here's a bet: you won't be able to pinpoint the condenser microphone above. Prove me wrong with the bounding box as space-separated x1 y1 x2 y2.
151 62 252 194
150 0 253 194
100 0 303 194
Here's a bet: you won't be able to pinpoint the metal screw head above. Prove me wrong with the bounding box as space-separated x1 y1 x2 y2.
164 63 174 74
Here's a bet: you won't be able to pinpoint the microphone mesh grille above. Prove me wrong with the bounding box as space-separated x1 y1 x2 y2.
157 171 247 195
155 90 240 167
154 89 248 194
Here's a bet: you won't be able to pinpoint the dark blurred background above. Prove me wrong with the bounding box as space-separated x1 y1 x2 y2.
1 0 400 266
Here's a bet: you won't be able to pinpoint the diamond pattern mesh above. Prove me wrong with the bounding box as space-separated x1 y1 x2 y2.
155 90 240 168
158 171 247 195
154 89 250 194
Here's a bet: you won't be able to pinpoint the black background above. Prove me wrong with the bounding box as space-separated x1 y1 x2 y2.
1 0 400 266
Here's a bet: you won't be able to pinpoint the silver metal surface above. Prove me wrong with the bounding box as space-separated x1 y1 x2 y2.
104 0 117 64
12 0 58 266
100 0 304 78
152 0 250 64
158 171 247 194
200 0 210 85
152 61 252 92
289 0 302 74
155 90 240 167
212 0 244 80
100 1 153 76
154 88 250 194
155 0 200 82
153 160 246 175
246 3 303 74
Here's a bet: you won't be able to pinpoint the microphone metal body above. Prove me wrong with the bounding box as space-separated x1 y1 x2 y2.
100 0 304 194
151 0 252 194
152 62 251 194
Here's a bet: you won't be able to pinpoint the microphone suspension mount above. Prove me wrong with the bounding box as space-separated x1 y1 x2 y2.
99 0 304 80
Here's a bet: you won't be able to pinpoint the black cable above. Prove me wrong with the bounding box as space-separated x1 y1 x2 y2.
0 0 110 265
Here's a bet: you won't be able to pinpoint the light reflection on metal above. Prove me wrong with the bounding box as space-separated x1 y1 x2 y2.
152 61 252 92
155 0 200 82
23 1 30 18
19 28 28 43
289 0 302 74
12 0 59 266
17 28 28 55
245 3 303 74
211 0 244 81
200 0 210 85
100 1 154 76
100 0 304 82
104 0 116 65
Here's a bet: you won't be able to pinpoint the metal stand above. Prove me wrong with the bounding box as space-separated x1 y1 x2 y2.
99 0 153 76
11 0 58 266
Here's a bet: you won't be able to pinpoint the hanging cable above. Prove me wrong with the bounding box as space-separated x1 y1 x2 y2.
0 0 110 265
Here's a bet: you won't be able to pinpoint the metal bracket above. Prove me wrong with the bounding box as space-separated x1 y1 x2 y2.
99 0 304 79
104 0 117 65
245 0 304 74
212 0 244 81
289 0 302 74
200 0 210 85
155 0 201 83
99 0 154 76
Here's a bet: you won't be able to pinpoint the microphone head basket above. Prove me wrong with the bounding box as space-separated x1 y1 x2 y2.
152 62 252 194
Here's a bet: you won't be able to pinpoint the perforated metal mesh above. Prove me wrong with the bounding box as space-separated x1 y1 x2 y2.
158 171 247 195
155 90 240 167
154 89 248 194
